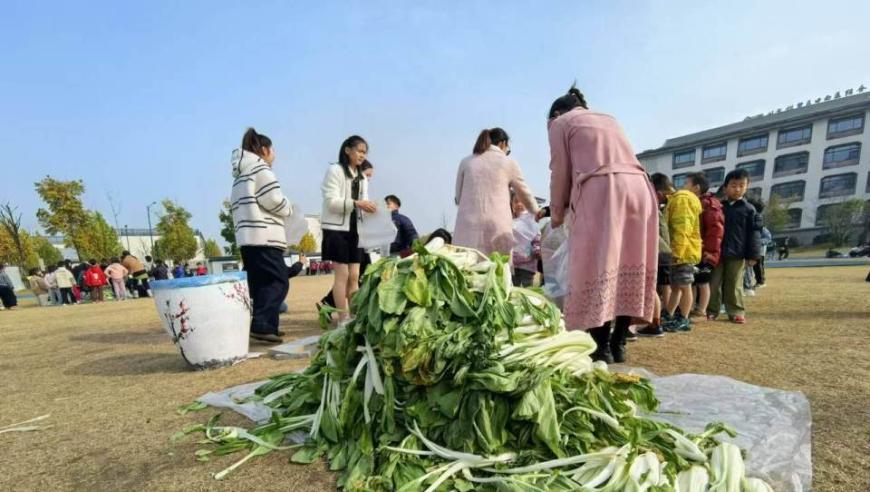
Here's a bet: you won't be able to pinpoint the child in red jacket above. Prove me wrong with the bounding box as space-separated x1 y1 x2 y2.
692 177 724 319
83 259 107 302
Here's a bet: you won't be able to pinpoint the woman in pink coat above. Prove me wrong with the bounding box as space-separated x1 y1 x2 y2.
546 87 658 364
454 128 538 256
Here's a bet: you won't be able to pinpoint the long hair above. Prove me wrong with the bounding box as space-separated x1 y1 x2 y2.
548 83 588 119
338 135 368 178
472 127 509 155
241 127 272 157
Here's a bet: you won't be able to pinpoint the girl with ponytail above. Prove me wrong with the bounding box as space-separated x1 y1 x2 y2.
545 85 658 364
230 127 293 343
453 127 538 256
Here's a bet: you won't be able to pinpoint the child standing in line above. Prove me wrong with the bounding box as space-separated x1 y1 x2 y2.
28 268 51 307
54 261 78 305
707 169 762 324
662 172 703 332
84 259 108 302
104 257 129 301
0 263 18 310
511 193 542 287
691 174 724 320
45 265 61 305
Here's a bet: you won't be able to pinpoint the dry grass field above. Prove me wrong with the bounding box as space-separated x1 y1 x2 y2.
1 266 868 491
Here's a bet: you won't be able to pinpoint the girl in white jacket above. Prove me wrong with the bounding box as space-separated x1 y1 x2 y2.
321 135 378 320
230 128 292 343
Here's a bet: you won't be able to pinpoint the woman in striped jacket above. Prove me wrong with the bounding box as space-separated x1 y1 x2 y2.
230 128 292 343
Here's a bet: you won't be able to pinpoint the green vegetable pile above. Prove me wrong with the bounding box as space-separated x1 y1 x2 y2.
176 241 774 491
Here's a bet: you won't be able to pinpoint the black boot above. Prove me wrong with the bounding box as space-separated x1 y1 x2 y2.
610 316 630 363
589 324 614 364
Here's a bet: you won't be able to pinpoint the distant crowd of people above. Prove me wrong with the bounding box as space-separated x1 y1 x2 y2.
0 252 211 309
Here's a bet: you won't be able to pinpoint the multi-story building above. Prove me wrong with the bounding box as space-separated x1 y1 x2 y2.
637 87 870 245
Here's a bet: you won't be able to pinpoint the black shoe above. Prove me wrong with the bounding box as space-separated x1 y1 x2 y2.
625 330 638 342
250 332 283 344
637 325 665 337
588 326 613 364
276 330 286 337
610 343 626 363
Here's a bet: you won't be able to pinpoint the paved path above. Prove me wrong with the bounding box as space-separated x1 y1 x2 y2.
766 257 870 268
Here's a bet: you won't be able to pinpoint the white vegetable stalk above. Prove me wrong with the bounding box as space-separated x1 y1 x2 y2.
675 466 709 492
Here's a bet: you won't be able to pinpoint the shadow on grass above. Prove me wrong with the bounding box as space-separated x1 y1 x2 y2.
65 352 190 376
70 330 168 345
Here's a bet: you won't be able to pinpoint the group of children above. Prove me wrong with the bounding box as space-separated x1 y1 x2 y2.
639 168 763 337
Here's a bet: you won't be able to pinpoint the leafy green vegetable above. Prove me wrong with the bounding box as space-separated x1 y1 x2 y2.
176 241 772 490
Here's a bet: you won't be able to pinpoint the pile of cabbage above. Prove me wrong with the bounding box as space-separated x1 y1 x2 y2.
177 241 773 491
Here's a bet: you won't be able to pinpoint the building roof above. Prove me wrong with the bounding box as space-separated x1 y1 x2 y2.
637 88 870 158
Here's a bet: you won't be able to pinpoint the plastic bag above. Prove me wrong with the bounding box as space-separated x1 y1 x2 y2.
541 224 570 302
284 203 308 246
358 207 397 252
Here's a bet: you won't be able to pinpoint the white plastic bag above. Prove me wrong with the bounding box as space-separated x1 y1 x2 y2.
358 207 397 252
284 203 309 246
543 239 570 302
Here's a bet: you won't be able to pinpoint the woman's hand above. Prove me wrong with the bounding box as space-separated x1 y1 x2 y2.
550 217 563 228
356 200 377 213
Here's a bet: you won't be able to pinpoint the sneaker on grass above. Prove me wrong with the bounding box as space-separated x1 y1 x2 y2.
625 329 638 342
637 325 665 337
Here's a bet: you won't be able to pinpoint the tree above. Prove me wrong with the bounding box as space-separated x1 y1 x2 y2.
0 228 39 269
75 212 122 260
34 177 90 257
203 238 222 258
218 199 238 256
154 199 198 262
764 194 796 234
819 199 866 247
297 232 317 254
0 203 31 268
32 235 63 266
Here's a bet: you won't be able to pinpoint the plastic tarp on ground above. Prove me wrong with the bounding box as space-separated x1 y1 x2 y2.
197 369 812 492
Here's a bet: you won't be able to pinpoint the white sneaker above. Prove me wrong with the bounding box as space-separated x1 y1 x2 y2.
744 289 756 297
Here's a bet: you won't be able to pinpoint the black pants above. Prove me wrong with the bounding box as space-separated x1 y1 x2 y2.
241 246 289 335
753 257 765 285
0 286 17 308
60 287 76 304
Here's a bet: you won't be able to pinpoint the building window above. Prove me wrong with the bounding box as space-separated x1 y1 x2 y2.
701 142 727 163
673 149 696 169
818 173 857 199
827 113 865 139
785 209 802 229
777 124 812 149
672 173 690 188
773 152 809 178
736 160 765 180
737 134 768 157
704 167 726 187
747 187 762 200
822 143 861 169
770 180 806 201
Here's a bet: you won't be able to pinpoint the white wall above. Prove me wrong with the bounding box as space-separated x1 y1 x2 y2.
639 110 870 231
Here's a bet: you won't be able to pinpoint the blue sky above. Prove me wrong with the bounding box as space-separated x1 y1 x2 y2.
2 1 869 247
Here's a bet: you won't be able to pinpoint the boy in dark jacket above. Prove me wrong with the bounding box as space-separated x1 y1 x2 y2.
707 169 762 324
385 195 419 257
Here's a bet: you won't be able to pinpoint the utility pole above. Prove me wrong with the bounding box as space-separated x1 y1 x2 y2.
146 201 157 255
124 224 130 251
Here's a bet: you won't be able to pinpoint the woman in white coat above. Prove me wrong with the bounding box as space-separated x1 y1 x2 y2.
321 135 377 320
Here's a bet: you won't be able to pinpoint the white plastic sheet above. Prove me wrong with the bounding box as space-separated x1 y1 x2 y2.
540 223 570 303
198 370 811 491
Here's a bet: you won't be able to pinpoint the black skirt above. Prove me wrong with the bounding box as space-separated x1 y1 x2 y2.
322 229 363 264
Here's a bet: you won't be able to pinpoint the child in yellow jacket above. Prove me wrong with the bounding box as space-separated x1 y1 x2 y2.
663 173 703 331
